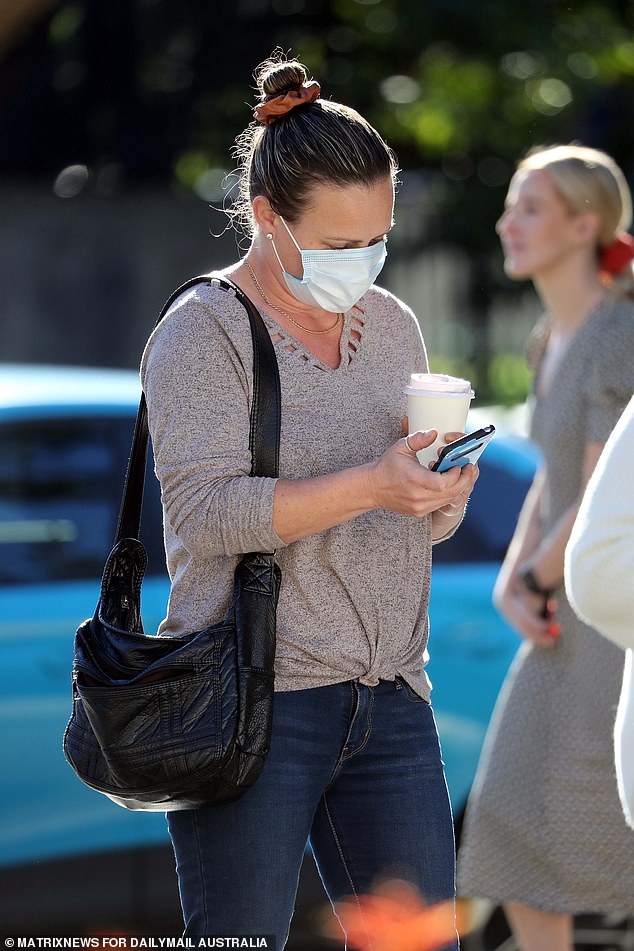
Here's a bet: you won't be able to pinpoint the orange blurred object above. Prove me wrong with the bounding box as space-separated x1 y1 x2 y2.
324 880 459 951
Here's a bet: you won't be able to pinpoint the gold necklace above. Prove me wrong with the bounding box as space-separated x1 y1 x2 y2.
245 260 343 335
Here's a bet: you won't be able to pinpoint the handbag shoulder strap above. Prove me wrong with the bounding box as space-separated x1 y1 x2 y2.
114 274 281 543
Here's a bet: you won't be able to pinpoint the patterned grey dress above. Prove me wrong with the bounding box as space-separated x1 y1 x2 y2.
457 295 634 913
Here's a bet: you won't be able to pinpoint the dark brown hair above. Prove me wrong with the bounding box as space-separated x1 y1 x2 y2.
232 51 399 235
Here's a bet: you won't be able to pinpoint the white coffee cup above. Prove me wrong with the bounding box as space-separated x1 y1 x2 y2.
405 373 475 467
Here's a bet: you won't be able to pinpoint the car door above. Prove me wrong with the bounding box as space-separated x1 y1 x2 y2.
0 411 171 869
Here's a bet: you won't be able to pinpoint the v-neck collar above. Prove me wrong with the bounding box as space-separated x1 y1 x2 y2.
534 295 611 401
260 303 368 373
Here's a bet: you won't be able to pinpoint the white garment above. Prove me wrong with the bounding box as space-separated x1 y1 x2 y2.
566 393 634 828
615 651 634 828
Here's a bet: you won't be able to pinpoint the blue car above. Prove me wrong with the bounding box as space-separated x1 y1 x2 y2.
0 363 537 936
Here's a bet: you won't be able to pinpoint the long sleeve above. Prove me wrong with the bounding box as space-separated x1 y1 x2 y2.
565 392 634 651
141 285 284 559
566 393 634 830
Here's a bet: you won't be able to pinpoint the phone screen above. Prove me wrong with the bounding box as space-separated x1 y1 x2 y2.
430 425 495 472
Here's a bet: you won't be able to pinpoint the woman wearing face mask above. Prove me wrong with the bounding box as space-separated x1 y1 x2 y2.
457 144 634 951
140 52 477 947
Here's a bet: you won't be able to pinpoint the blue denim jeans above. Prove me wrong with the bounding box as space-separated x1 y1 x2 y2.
167 678 458 949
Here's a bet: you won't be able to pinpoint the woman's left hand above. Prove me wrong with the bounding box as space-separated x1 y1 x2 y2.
400 423 480 510
495 573 561 647
433 430 480 515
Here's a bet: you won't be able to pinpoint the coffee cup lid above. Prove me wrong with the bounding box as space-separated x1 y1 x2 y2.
404 373 474 398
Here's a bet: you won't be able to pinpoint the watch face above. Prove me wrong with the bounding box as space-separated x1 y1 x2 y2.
521 568 535 591
521 567 549 595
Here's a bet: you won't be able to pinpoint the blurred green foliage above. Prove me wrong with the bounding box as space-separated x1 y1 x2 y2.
4 0 634 251
3 0 634 399
172 0 634 250
428 352 533 408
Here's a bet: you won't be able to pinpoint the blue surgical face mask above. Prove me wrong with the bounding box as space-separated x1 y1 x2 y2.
268 217 387 313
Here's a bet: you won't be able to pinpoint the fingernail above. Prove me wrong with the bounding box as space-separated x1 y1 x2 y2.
548 624 561 638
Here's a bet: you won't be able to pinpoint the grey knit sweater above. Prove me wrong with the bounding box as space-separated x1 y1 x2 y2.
140 275 435 699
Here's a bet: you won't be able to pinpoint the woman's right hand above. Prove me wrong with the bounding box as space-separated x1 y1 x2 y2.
363 429 475 518
494 575 560 649
274 429 476 545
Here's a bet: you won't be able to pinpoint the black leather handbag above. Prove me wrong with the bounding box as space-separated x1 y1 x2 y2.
63 275 281 812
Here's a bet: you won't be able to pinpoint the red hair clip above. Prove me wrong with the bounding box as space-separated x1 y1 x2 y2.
253 81 321 126
599 231 634 278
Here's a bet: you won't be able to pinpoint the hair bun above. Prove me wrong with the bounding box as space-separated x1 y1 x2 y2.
255 55 309 101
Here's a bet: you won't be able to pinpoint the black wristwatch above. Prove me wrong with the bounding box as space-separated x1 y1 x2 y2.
519 565 552 597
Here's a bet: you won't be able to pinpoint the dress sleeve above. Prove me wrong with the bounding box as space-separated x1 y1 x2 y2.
140 287 285 558
585 304 634 443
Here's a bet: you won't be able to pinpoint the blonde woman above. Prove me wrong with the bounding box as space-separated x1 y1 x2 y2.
457 145 634 951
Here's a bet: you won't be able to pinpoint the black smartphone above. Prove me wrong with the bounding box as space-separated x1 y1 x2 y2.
429 424 495 472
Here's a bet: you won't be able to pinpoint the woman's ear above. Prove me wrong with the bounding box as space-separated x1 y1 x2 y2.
252 195 278 236
573 209 602 248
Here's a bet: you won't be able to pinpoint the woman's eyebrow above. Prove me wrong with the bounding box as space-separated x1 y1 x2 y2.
323 224 394 243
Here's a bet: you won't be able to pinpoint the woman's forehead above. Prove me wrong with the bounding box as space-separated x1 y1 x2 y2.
509 168 545 194
299 176 394 233
506 168 556 203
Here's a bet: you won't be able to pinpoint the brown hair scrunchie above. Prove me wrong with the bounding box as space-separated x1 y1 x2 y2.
253 80 321 126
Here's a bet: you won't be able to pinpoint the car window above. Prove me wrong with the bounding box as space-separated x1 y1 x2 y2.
0 416 166 585
432 443 536 564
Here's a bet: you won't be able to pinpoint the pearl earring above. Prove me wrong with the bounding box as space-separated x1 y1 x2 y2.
266 233 273 240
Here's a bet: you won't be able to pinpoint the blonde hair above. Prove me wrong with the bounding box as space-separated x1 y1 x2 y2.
517 144 634 297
